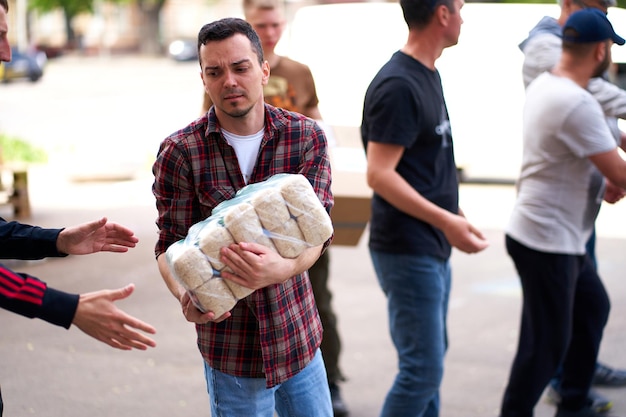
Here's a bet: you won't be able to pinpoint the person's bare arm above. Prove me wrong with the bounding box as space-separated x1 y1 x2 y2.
589 148 626 189
603 179 626 203
366 141 488 254
71 284 156 350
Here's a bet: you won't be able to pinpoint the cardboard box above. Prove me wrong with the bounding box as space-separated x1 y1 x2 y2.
328 133 372 246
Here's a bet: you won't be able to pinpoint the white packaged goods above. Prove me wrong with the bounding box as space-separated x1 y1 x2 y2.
165 173 333 315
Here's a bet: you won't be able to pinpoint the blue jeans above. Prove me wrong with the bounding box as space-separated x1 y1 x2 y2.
203 348 332 417
370 250 451 417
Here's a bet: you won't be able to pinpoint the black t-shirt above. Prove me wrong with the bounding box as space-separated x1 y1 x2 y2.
361 51 458 259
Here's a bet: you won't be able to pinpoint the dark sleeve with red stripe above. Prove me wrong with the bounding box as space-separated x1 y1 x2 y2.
0 264 79 328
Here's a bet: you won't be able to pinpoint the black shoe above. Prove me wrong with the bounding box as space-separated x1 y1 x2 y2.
329 382 349 417
555 404 620 417
593 362 626 387
545 385 612 414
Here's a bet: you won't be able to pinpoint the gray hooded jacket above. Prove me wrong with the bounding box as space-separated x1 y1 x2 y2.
519 14 626 126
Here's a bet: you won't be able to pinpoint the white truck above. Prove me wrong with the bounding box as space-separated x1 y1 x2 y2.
279 2 626 183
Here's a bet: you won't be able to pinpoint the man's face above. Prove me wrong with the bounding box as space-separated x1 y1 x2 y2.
0 6 11 62
594 40 613 78
245 8 285 55
199 33 269 119
444 0 465 48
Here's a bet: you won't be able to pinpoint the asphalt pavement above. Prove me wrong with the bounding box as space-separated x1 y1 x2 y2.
0 56 625 417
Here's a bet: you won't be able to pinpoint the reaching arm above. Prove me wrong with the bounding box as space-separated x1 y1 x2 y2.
0 217 138 259
0 216 152 349
56 217 138 255
589 148 626 189
71 284 157 351
0 264 156 350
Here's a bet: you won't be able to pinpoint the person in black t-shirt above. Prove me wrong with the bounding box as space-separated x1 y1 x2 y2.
361 0 488 415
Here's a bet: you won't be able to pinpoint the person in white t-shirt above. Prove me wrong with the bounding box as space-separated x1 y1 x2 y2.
501 8 626 417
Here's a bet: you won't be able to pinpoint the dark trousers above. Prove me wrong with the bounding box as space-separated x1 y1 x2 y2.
308 250 344 384
550 229 598 390
500 236 610 417
1 385 3 416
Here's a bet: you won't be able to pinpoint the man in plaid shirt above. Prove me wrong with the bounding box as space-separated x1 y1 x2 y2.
152 17 333 416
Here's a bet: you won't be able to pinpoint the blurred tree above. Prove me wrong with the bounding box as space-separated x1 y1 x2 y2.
27 0 168 54
135 0 167 55
28 0 99 48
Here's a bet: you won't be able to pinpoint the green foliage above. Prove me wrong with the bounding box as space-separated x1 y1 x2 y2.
0 134 48 164
28 0 94 18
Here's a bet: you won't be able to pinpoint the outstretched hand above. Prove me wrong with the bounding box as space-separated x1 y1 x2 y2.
72 284 157 350
56 217 139 255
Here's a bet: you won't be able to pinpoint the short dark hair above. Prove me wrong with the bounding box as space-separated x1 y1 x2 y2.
0 0 8 12
197 17 264 67
562 35 599 56
400 0 456 29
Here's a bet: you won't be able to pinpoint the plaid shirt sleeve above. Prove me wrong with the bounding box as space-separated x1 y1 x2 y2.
152 120 210 258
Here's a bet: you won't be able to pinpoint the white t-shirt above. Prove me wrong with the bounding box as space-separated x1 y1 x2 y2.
221 128 264 184
507 73 616 255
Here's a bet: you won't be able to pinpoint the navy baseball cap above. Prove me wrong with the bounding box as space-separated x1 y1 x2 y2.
562 8 625 45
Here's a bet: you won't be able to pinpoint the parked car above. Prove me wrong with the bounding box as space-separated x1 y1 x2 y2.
167 38 198 62
1 46 47 83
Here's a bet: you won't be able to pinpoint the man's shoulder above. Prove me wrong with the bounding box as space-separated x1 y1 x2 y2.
266 103 313 123
265 103 318 133
273 56 313 78
520 16 560 53
527 73 591 113
530 16 560 37
278 56 310 70
162 114 210 146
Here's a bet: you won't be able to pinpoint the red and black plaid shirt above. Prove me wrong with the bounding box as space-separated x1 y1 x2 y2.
152 104 333 387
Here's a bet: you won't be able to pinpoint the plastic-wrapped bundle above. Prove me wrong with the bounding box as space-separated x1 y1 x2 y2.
188 277 237 318
278 174 334 246
223 202 278 252
166 241 213 290
198 218 235 271
165 173 333 315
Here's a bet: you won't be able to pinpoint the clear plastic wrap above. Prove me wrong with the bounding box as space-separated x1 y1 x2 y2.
165 173 333 314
